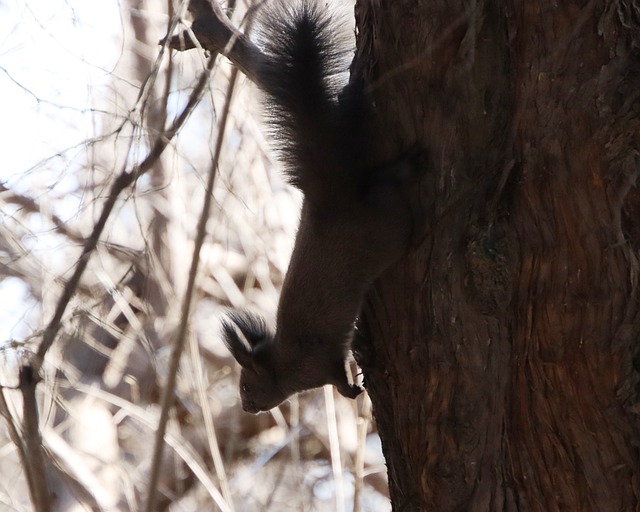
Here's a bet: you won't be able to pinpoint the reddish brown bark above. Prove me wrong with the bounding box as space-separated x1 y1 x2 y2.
356 1 640 510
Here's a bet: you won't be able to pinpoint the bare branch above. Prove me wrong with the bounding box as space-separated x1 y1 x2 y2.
143 59 238 512
0 386 31 497
19 366 50 511
162 0 267 85
0 182 85 244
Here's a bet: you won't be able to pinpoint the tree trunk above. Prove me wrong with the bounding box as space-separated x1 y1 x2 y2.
355 1 640 510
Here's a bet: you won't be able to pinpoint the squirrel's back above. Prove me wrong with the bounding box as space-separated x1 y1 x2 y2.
257 1 363 195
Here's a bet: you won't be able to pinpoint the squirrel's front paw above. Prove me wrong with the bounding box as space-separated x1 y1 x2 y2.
337 382 363 399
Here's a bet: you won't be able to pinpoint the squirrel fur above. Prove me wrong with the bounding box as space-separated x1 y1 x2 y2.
222 0 416 413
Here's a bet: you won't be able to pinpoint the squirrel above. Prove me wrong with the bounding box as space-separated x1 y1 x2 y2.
222 0 418 413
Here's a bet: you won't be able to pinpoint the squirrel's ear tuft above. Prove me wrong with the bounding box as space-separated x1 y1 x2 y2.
221 318 255 368
227 311 269 347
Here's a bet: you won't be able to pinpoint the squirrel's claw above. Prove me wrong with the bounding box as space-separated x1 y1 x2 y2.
336 381 364 399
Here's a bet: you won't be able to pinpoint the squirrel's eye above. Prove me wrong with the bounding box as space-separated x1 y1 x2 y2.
241 384 249 393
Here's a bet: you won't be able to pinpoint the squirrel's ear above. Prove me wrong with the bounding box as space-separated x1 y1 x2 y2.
221 319 255 368
227 311 268 348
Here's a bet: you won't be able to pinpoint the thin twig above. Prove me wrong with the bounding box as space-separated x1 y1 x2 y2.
353 395 371 512
19 366 50 512
162 0 267 86
324 385 345 512
0 181 143 265
143 62 240 512
0 182 86 245
0 386 32 500
189 334 235 509
57 379 229 509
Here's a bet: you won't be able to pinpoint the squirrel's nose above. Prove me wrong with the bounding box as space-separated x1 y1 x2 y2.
242 401 260 414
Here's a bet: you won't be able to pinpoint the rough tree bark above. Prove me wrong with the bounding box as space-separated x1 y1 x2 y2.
356 1 640 510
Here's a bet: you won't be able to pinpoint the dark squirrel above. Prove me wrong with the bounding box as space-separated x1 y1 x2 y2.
222 0 417 413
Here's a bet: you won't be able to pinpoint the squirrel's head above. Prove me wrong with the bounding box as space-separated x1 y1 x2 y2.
221 312 288 413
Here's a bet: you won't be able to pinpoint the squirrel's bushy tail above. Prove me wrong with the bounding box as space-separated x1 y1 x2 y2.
258 1 359 193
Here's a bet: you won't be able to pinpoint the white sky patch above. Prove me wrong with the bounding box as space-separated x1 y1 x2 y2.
0 0 123 179
0 277 38 341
